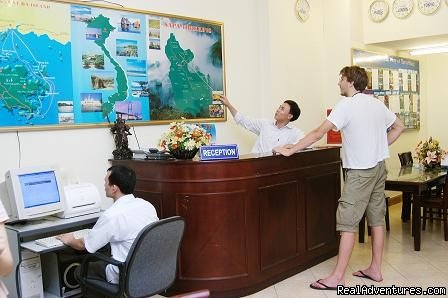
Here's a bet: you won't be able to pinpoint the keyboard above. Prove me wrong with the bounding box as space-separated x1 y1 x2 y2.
34 228 91 248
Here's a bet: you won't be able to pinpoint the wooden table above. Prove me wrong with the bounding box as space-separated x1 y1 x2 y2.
385 165 447 251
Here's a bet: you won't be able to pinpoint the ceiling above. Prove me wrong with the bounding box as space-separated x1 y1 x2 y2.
369 34 448 53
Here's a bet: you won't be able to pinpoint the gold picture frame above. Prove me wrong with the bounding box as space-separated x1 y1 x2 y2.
0 0 226 132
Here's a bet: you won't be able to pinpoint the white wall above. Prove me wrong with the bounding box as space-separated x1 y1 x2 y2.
1 0 446 204
363 0 448 44
422 53 448 149
0 0 266 204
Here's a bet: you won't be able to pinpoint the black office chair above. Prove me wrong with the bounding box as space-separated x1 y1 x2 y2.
79 216 185 298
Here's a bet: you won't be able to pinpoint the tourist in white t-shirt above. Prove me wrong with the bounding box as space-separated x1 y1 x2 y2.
274 66 405 290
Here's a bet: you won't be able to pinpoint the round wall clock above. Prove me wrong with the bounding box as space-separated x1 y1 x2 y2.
417 0 441 14
295 0 310 22
392 0 414 18
369 0 390 22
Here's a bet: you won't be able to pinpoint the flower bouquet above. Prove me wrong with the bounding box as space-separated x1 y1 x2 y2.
158 120 212 159
414 137 446 168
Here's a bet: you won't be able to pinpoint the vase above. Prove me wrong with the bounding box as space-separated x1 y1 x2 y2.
170 148 199 159
424 162 441 170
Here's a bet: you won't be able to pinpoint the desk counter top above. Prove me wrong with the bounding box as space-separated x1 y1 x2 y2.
111 147 341 297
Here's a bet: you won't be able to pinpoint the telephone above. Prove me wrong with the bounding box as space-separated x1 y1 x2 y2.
131 148 172 160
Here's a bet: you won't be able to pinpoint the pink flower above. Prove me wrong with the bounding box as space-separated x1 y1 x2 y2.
425 151 437 164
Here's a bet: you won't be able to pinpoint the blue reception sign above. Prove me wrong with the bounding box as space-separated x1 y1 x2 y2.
199 144 239 161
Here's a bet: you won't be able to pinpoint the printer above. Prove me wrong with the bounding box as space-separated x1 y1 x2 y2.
57 183 102 219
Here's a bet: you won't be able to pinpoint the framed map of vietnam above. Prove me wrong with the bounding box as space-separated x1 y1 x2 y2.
0 0 226 132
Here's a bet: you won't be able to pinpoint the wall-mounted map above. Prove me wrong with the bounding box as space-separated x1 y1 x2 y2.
0 0 225 131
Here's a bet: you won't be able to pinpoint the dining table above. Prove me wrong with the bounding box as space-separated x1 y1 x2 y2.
385 164 447 251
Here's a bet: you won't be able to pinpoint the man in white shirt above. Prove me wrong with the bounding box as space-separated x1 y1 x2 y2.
274 66 404 290
57 165 159 287
218 95 304 153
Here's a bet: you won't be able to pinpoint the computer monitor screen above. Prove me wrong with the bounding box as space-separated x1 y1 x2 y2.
3 166 65 222
19 171 61 208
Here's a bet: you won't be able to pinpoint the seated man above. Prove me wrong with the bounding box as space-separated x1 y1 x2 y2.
57 165 159 287
218 95 304 153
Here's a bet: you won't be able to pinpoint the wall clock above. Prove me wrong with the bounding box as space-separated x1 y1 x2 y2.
417 0 441 14
295 0 310 22
369 0 390 22
392 0 414 18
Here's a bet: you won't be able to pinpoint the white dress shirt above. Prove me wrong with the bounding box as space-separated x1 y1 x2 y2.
234 112 304 153
84 194 158 284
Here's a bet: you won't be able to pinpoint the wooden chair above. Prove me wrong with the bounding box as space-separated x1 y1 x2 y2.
398 152 413 166
398 152 414 222
398 151 443 223
421 177 448 240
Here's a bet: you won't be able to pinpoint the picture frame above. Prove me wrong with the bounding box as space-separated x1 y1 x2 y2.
0 0 226 132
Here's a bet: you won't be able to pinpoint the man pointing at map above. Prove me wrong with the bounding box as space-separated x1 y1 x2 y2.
218 95 304 154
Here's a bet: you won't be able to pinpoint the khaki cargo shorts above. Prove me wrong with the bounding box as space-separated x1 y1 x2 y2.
336 161 387 232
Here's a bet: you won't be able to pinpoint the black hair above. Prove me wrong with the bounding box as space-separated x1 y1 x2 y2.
107 165 136 194
284 100 301 122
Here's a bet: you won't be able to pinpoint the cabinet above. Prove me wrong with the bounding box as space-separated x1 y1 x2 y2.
112 147 341 297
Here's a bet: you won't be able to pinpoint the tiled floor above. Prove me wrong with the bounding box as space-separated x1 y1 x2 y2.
154 203 448 297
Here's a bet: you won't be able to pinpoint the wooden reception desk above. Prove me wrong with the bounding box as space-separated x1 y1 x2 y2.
111 146 341 297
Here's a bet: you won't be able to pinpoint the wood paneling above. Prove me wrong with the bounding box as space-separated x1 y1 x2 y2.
111 147 341 297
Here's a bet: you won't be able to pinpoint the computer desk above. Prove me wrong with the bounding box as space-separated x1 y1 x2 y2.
2 213 99 298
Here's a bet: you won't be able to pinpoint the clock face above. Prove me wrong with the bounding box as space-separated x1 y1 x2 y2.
418 0 441 14
393 0 414 18
369 0 390 22
295 0 310 22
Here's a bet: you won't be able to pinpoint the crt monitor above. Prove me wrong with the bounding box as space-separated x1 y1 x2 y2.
2 165 66 222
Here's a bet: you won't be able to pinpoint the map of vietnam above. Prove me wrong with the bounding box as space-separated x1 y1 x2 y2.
87 15 128 118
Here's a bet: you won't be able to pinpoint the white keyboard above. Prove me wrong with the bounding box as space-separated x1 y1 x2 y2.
34 228 90 248
35 236 64 248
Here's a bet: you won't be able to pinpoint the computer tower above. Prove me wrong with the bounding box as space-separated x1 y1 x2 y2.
19 250 44 298
41 251 87 297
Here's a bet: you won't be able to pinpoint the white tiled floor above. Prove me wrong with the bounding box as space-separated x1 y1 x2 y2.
155 203 448 297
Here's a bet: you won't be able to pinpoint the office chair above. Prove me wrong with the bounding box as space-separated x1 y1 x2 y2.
79 216 185 298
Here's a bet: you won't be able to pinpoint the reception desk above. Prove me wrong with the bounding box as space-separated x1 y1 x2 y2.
111 146 341 297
